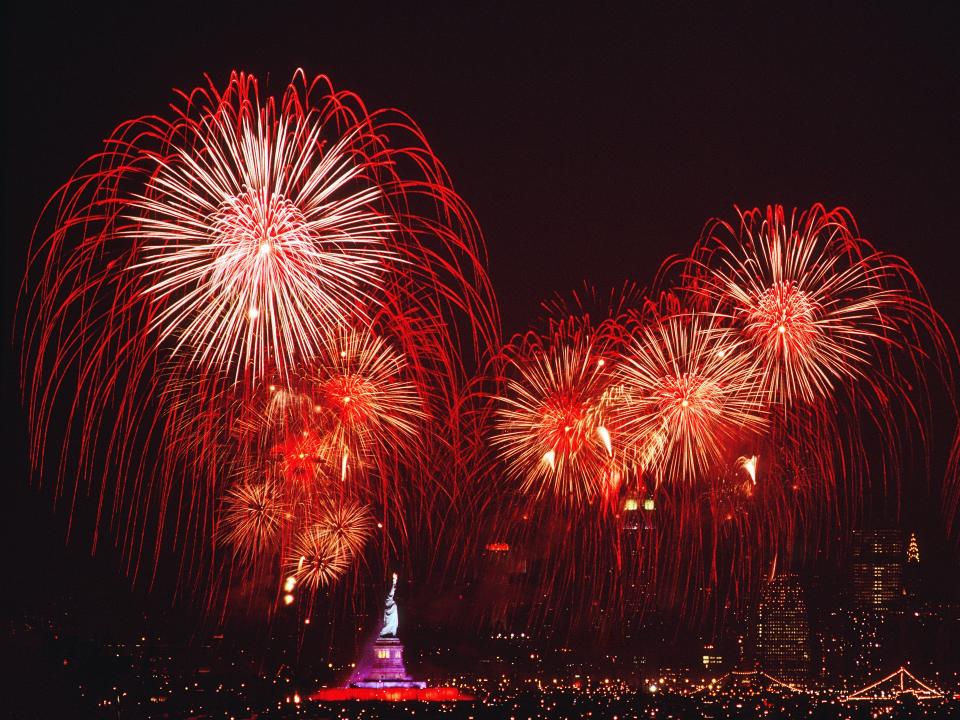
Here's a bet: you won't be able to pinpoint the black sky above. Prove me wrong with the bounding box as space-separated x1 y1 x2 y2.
3 0 960 646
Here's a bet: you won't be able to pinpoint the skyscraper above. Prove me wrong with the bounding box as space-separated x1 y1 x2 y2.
757 574 810 684
851 529 905 611
848 529 908 678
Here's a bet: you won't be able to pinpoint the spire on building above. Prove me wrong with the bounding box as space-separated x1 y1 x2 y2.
907 532 920 563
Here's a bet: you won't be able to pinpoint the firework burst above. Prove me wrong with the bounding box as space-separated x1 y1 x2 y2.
492 326 618 505
308 326 425 469
20 70 499 600
313 497 375 559
286 525 350 591
21 59 956 647
612 314 767 483
218 481 288 561
130 112 396 381
675 205 947 406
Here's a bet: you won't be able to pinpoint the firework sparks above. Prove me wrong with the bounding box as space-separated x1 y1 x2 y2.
218 481 287 561
130 115 396 381
20 69 499 598
313 498 375 558
270 428 334 485
679 205 931 405
286 524 351 591
739 454 758 484
20 56 956 644
493 333 616 504
308 326 425 466
612 314 767 482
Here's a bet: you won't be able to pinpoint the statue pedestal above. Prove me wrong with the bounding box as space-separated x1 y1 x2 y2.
349 637 426 689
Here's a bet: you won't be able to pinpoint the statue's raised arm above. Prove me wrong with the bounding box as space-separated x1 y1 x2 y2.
380 573 399 637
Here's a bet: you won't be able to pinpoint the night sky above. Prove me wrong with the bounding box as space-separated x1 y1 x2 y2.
3 0 960 668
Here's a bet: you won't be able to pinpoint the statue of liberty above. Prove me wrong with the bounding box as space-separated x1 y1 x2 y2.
380 573 399 637
346 571 425 689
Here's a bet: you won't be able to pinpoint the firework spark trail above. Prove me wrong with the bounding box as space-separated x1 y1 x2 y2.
631 203 959 625
669 205 959 539
479 206 956 637
128 112 398 381
18 66 959 644
312 497 376 559
205 325 433 603
307 325 426 472
738 454 758 483
286 524 350 591
218 481 287 563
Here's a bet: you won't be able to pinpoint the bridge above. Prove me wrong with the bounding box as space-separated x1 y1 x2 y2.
843 666 943 702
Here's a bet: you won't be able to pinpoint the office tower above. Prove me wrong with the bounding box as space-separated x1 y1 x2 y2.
757 574 810 684
852 529 905 611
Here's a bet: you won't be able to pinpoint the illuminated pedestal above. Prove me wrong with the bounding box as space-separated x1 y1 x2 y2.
310 637 475 701
349 637 425 689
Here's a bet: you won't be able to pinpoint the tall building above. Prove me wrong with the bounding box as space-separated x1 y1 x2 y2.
848 529 908 679
851 529 904 611
619 495 655 645
757 574 810 684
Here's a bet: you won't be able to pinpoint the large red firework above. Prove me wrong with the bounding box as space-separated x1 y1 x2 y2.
645 205 957 620
19 71 500 615
669 205 952 408
20 78 959 649
492 329 617 505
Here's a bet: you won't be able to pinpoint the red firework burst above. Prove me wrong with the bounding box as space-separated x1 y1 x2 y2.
218 481 288 562
312 497 376 559
307 326 425 472
492 327 618 505
286 525 350 591
130 110 396 381
674 204 949 406
19 70 499 599
612 313 767 483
